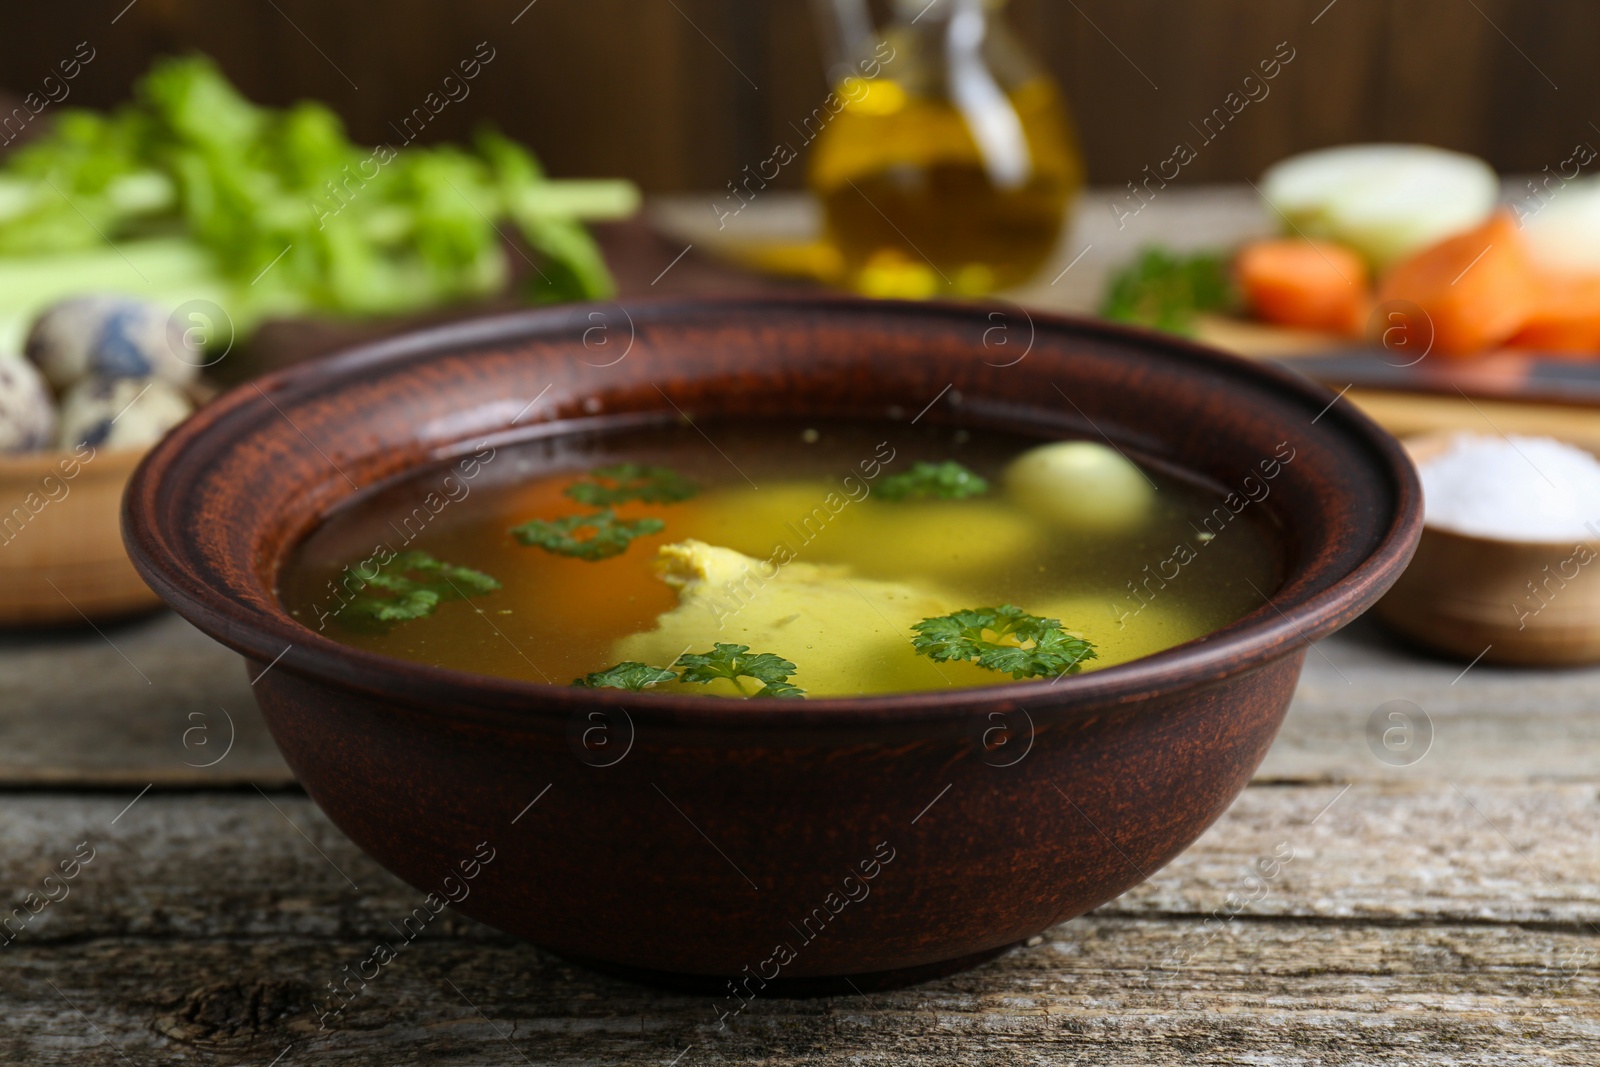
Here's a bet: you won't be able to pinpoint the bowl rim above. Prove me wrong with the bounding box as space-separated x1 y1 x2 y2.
124 295 1424 727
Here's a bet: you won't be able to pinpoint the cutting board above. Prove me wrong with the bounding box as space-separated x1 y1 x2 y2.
1194 314 1600 450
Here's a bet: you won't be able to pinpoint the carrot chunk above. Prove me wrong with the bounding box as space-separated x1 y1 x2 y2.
1376 212 1539 356
1509 272 1600 354
1236 238 1370 335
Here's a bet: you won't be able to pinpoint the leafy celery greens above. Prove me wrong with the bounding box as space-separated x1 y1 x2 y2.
877 460 989 502
1099 247 1235 335
341 551 499 630
565 463 699 507
0 54 636 329
911 605 1097 680
572 643 806 698
511 509 664 561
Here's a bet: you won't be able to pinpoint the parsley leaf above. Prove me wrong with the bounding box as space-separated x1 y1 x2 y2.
1100 247 1235 336
341 551 500 630
675 643 806 698
877 460 989 502
571 645 807 698
573 662 679 691
911 605 1097 680
511 509 665 560
565 463 699 506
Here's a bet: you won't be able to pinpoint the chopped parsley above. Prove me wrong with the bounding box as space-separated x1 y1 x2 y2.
511 508 665 560
676 643 805 698
572 643 806 698
573 662 680 691
877 460 989 502
911 605 1097 680
340 551 500 629
1100 247 1235 336
565 463 699 507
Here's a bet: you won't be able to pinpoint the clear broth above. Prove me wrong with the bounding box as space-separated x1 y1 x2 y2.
278 419 1283 697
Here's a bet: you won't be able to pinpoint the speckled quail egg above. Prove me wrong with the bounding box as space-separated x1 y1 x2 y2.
1004 440 1155 534
0 358 58 453
26 296 197 391
24 296 121 390
56 376 192 452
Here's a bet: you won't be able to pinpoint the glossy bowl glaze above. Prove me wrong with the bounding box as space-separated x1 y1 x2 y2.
124 297 1421 990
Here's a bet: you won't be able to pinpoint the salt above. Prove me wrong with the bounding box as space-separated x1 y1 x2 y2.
1418 434 1600 543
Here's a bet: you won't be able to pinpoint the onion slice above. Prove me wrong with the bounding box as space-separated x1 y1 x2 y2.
1519 177 1600 275
1259 144 1498 269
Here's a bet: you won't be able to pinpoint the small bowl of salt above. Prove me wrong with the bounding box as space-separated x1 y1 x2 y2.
1376 432 1600 665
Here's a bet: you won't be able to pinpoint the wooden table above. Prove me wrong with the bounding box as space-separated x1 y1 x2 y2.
5 189 1600 1066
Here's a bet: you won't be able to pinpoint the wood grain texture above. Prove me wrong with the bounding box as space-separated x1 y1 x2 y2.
0 0 1592 190
2 922 1596 1066
2 790 1597 1065
0 611 289 787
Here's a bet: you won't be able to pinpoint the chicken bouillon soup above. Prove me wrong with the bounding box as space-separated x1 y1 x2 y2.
279 419 1285 698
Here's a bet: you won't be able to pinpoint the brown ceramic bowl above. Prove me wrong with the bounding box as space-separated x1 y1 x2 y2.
123 297 1421 990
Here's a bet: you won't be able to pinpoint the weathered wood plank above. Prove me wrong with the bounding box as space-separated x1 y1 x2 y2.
1256 617 1600 785
0 611 292 787
3 918 1596 1066
4 611 1597 788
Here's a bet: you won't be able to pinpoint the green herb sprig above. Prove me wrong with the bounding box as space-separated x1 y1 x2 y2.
573 643 805 698
573 662 679 691
340 551 499 630
877 460 989 502
675 644 805 698
565 463 699 507
513 464 694 561
511 509 664 560
1100 247 1235 336
911 605 1096 680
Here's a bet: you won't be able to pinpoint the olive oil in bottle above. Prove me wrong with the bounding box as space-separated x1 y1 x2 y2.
808 0 1085 298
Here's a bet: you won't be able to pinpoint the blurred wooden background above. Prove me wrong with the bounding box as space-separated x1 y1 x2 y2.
2 0 1594 190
